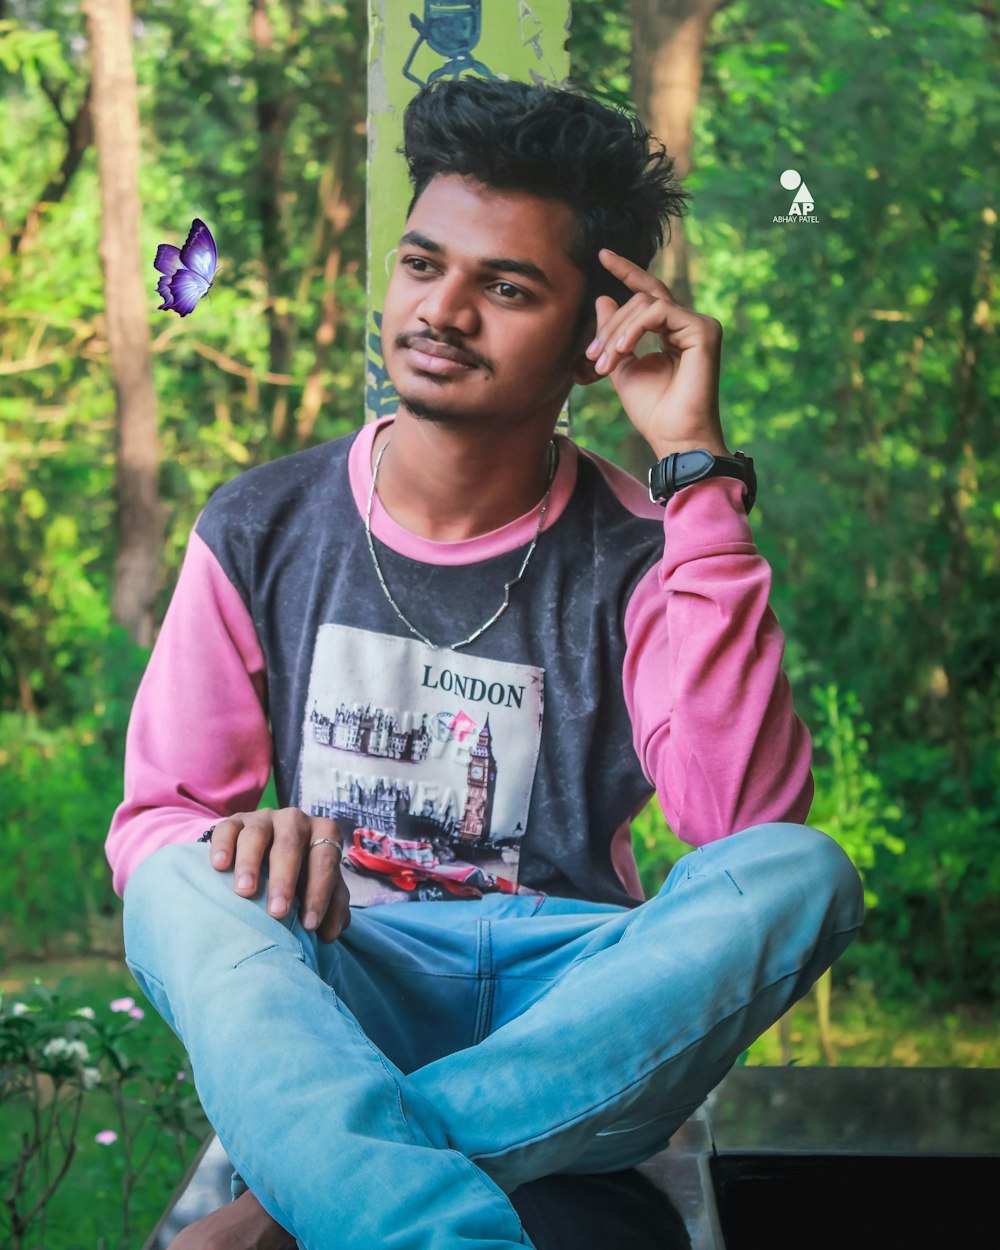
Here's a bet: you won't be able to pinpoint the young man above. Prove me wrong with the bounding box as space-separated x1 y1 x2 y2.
110 79 863 1249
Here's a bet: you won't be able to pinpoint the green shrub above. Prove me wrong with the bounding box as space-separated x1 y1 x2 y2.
0 978 207 1250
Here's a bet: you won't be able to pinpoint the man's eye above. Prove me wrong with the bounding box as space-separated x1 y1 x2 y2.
404 256 434 273
493 282 525 301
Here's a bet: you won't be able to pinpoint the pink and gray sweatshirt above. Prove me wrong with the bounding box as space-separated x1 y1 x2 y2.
106 416 813 908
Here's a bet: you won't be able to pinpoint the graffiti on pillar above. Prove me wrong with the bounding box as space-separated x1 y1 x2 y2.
366 310 398 419
402 1 498 87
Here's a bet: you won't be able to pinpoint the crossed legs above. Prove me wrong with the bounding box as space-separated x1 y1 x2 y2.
123 823 863 1249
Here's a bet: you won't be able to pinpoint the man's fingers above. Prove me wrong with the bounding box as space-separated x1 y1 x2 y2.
588 293 660 374
232 812 275 898
209 815 245 871
588 291 659 354
589 295 619 346
265 808 312 918
215 808 349 930
586 250 686 372
317 870 352 944
592 292 717 376
598 247 671 299
300 835 345 931
601 298 688 374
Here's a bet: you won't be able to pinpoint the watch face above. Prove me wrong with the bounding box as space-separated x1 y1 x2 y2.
470 765 483 781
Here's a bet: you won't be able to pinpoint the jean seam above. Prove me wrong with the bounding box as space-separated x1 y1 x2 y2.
124 959 165 993
473 919 495 1046
233 943 288 970
832 922 864 939
445 1148 531 1240
325 985 419 1148
593 1104 699 1137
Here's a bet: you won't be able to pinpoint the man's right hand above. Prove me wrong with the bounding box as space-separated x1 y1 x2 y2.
208 808 351 943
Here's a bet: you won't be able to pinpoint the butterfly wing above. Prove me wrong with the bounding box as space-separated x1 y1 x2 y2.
154 245 183 311
154 221 217 315
153 243 183 276
164 268 212 317
178 219 218 286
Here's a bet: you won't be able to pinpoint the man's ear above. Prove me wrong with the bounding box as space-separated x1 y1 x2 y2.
570 351 603 387
568 291 621 387
567 310 602 387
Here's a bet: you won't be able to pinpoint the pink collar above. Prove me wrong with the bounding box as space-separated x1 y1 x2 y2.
347 415 579 566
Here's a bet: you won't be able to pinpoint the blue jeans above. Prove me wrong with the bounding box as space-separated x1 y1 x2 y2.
123 823 863 1250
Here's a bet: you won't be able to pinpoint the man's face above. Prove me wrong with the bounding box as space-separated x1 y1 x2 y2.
381 173 593 432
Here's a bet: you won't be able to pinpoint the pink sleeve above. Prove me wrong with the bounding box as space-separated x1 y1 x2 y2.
105 529 271 896
622 475 813 845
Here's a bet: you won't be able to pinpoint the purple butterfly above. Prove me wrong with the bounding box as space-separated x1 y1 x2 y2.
154 218 217 316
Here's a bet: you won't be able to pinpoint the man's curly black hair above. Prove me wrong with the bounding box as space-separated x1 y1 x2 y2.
400 77 692 341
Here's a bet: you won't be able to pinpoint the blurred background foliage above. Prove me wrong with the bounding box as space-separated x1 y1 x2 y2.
1 0 997 1021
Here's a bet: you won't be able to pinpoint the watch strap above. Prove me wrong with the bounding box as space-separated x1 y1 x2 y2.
648 449 756 514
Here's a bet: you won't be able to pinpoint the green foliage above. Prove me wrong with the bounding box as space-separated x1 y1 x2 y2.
852 740 1000 1003
0 711 127 960
0 0 367 963
567 0 634 110
0 607 146 959
806 683 904 908
630 795 692 902
1 0 997 1010
0 978 207 1250
587 0 997 1005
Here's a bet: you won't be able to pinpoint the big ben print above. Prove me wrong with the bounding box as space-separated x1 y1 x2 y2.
459 717 498 845
299 625 544 906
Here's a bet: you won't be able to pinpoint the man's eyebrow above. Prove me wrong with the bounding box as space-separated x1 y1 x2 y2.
399 230 552 288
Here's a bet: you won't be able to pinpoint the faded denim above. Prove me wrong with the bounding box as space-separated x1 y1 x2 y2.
123 823 863 1250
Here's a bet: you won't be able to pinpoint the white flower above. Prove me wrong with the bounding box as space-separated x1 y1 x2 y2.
74 1007 96 1021
11 1002 29 1017
41 1037 90 1064
81 1066 102 1090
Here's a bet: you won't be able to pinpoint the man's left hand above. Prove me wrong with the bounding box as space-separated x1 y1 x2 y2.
585 248 730 460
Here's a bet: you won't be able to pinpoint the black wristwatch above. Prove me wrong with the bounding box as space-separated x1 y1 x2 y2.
648 449 756 515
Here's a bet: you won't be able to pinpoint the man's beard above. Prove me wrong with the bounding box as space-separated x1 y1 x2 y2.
397 392 447 422
396 388 464 424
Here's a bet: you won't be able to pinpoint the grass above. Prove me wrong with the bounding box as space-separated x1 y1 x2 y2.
2 954 996 1250
747 982 1000 1068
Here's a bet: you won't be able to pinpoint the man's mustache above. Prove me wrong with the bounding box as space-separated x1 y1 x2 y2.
396 332 492 373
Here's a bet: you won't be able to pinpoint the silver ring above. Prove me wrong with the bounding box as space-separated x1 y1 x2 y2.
309 837 343 853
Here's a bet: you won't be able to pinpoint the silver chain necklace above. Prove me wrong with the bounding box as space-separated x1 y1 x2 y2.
365 437 558 652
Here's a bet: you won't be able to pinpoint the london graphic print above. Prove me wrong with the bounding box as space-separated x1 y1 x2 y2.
300 624 545 906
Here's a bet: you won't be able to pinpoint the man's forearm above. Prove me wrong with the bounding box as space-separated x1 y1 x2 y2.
107 528 271 897
622 474 813 844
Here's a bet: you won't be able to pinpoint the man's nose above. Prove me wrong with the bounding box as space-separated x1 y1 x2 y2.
416 272 479 337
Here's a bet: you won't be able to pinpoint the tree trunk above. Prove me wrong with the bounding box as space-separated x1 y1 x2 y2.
294 74 365 442
83 0 163 646
251 0 298 444
626 0 730 479
815 968 837 1065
